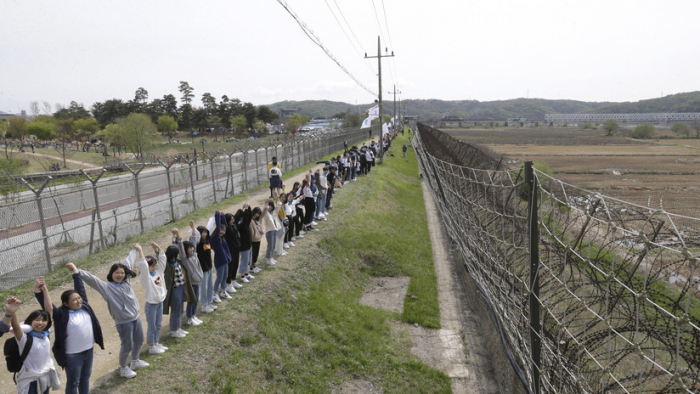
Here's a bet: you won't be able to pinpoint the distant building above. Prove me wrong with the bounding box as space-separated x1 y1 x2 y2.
279 108 301 119
0 110 32 122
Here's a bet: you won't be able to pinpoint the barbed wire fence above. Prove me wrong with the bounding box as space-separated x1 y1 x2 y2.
411 122 700 394
0 128 368 292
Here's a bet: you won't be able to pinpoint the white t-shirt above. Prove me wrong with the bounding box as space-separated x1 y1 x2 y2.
65 309 95 354
17 329 51 372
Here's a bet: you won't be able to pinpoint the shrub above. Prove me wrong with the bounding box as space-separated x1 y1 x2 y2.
632 123 656 139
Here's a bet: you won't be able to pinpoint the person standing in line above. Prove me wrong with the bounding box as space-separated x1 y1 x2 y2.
249 207 264 274
236 203 255 282
210 211 232 302
135 242 168 355
174 223 203 327
196 226 216 313
268 156 283 198
77 252 149 379
36 266 104 394
224 213 241 294
163 231 196 338
262 197 281 266
343 138 348 152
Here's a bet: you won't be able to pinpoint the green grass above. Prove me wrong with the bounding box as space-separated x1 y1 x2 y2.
87 134 449 393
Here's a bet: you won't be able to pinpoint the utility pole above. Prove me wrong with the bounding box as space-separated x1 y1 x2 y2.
365 36 394 164
389 85 401 131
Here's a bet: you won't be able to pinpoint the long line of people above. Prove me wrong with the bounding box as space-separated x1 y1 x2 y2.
0 141 386 394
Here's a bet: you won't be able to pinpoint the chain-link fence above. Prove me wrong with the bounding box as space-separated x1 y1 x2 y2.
412 122 700 394
0 128 368 291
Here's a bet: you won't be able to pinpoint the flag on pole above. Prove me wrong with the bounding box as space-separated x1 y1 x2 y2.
382 122 390 136
360 105 380 129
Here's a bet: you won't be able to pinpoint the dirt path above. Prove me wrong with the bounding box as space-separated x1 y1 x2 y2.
419 180 499 393
25 151 101 168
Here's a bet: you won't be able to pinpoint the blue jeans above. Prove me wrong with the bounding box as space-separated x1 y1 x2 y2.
186 284 199 319
169 285 184 332
265 231 276 258
201 269 213 305
316 191 326 216
65 348 93 394
214 264 228 292
239 249 251 274
145 302 163 345
115 316 144 367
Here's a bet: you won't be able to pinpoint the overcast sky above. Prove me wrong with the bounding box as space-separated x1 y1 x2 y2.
2 0 699 114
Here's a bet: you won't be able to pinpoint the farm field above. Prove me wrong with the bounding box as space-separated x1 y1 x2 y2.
443 127 700 218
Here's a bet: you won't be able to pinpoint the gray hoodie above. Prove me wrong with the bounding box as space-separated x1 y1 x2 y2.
175 230 203 285
80 269 140 325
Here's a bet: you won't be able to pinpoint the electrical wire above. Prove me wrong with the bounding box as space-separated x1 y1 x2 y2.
324 0 377 76
275 0 377 97
380 0 399 83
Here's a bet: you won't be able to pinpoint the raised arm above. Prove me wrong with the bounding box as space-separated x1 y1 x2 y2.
151 242 166 272
189 220 200 245
1 297 21 335
78 267 110 299
173 228 187 261
66 262 88 303
37 277 52 320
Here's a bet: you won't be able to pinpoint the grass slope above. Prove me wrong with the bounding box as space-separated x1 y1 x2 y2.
89 134 448 393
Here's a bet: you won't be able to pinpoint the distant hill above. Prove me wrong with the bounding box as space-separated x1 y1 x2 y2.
265 92 700 120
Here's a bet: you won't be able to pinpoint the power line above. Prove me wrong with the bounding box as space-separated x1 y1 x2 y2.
380 0 399 82
333 0 370 64
275 0 377 97
324 0 376 76
369 0 396 84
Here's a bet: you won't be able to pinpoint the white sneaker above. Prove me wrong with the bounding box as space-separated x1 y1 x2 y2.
156 343 168 351
271 258 278 263
296 234 304 238
209 304 218 310
202 304 214 313
171 330 186 338
284 243 290 249
212 294 222 303
311 221 318 226
177 328 189 335
232 281 243 289
267 258 276 266
288 242 295 247
252 267 262 273
149 345 165 354
193 317 203 324
130 359 149 370
299 230 306 235
187 318 201 326
226 284 235 293
121 367 137 379
221 291 232 299
290 237 297 241
241 276 249 283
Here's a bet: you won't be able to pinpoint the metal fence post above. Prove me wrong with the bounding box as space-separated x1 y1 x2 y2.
204 151 218 203
21 177 52 272
194 148 199 181
226 150 236 198
185 157 197 211
81 169 107 250
525 161 541 394
158 159 177 222
124 164 146 234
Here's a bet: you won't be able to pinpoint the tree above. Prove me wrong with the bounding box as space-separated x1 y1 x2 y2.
135 87 148 104
26 120 54 140
178 81 194 105
54 119 77 168
92 99 129 128
120 113 157 160
55 101 90 120
179 104 193 135
218 96 242 130
603 119 620 136
7 117 29 140
192 108 210 133
29 101 40 117
671 122 691 137
691 120 700 138
42 101 52 115
99 123 126 155
157 115 178 140
242 102 257 129
201 93 217 115
257 105 278 123
632 123 656 139
284 113 309 133
161 94 179 118
344 112 362 128
253 119 267 133
73 118 100 142
231 115 247 133
0 119 7 138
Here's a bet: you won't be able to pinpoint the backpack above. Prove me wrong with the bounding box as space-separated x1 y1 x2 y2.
4 334 33 382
